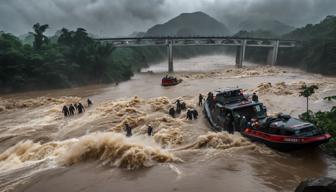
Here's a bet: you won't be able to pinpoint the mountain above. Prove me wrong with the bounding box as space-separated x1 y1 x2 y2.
145 11 231 37
234 30 277 38
237 19 294 35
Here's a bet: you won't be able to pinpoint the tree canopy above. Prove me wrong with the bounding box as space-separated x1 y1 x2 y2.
0 23 135 92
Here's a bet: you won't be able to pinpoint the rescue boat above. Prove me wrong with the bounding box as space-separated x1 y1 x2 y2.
161 75 182 86
241 116 331 151
203 88 331 151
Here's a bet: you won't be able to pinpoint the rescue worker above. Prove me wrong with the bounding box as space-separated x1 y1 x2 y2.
225 113 234 134
207 92 214 109
74 103 78 111
186 109 193 120
240 116 248 132
69 104 75 116
87 98 93 107
181 102 187 111
252 92 259 102
62 105 69 117
124 123 132 137
233 113 241 132
199 94 204 106
192 109 198 119
169 107 176 118
175 99 182 114
77 102 85 114
147 125 153 136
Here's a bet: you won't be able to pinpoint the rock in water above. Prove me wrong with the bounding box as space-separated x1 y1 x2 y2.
295 177 336 192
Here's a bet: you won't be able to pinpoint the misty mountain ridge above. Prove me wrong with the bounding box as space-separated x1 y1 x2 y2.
145 11 231 37
237 19 295 35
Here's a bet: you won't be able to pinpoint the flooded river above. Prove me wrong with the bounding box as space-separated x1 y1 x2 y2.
0 55 336 192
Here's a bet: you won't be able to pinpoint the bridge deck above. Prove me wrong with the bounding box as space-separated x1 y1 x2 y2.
95 36 296 48
95 36 296 72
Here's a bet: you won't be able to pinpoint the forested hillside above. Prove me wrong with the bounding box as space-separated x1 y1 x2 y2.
0 24 136 92
0 23 226 93
278 15 336 75
235 16 336 75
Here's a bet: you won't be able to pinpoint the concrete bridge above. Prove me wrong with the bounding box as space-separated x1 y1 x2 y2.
96 36 297 73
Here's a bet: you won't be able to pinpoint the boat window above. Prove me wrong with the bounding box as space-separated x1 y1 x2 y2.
269 127 281 134
233 105 266 121
294 126 321 137
281 130 295 136
234 106 256 121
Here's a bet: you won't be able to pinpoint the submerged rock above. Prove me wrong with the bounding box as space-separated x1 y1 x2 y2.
295 177 336 192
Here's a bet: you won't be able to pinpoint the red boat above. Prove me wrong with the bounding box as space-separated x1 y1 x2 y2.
161 75 182 86
242 116 332 151
203 88 331 151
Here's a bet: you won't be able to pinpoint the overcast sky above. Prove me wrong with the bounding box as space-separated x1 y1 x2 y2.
1 0 336 36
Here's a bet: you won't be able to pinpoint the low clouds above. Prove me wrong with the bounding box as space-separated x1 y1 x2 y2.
0 0 336 36
0 0 169 36
206 0 336 28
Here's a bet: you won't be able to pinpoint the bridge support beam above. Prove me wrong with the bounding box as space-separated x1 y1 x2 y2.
267 40 280 66
235 40 246 68
167 41 174 73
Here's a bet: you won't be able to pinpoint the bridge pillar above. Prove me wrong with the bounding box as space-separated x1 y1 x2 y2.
267 40 280 66
167 41 174 73
235 40 246 68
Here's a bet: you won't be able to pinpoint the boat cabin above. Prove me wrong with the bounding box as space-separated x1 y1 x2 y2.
258 116 325 137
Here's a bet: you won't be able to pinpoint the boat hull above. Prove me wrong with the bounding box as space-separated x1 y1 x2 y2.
242 131 331 151
161 79 182 86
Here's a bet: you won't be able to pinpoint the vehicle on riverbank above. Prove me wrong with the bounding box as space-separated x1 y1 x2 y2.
204 88 331 151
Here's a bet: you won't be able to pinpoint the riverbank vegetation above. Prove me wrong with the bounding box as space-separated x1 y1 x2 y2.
0 24 136 92
0 23 226 93
237 15 336 76
300 106 336 155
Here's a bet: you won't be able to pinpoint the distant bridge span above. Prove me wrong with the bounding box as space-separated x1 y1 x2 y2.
95 36 297 73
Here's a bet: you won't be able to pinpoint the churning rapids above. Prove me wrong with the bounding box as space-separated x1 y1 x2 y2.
0 55 336 192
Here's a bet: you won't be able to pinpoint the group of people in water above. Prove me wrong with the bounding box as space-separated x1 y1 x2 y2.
168 99 199 121
121 90 259 137
124 97 203 137
124 123 153 137
62 98 93 117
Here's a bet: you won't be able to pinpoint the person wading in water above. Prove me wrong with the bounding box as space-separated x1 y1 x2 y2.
199 94 204 106
77 103 85 114
147 125 153 136
69 104 75 116
62 105 69 117
124 123 132 137
87 98 93 107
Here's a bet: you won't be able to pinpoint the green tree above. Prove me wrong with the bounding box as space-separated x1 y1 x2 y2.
299 84 319 114
30 23 49 50
324 95 336 101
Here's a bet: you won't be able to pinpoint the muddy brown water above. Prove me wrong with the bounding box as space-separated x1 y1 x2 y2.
0 55 336 192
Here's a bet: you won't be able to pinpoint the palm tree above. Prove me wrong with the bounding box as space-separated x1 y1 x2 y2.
299 84 319 114
30 23 49 50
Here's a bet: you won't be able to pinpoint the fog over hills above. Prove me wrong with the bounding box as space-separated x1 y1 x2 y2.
2 0 335 37
145 12 231 37
237 19 295 35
